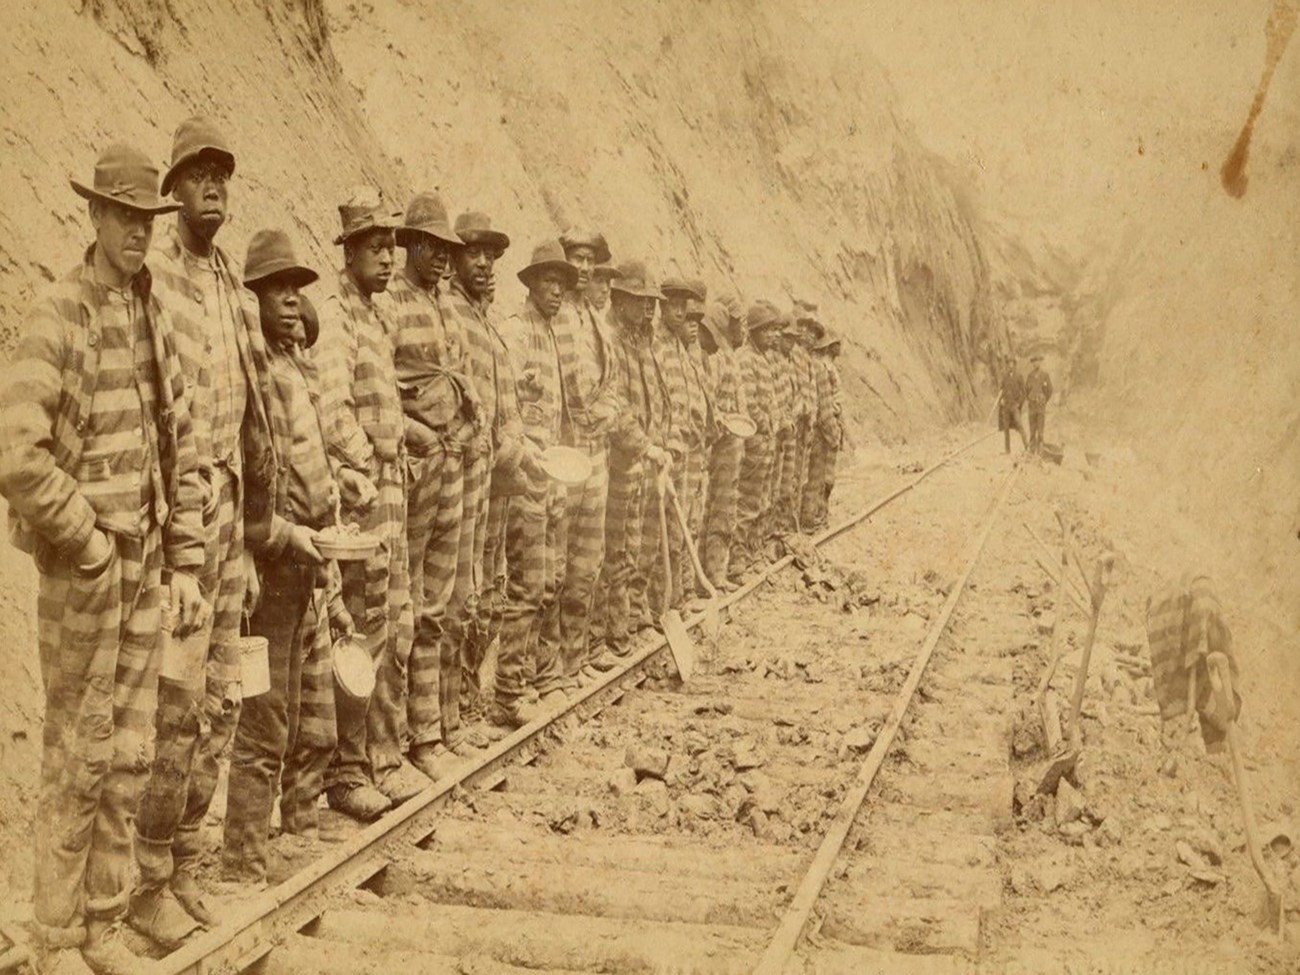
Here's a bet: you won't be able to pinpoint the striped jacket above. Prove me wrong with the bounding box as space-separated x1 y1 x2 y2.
608 319 674 458
813 355 841 444
498 298 565 451
316 271 404 476
150 225 277 528
737 346 773 435
557 295 621 443
790 344 816 422
766 350 795 433
444 280 526 483
0 247 205 571
655 332 710 451
387 268 479 446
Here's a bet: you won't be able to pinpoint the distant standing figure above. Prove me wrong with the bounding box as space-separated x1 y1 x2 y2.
1025 353 1054 454
998 354 1027 454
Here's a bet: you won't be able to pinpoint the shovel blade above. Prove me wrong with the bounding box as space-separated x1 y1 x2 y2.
662 609 697 682
1036 748 1080 795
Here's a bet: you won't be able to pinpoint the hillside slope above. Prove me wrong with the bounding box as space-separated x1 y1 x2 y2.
0 0 997 905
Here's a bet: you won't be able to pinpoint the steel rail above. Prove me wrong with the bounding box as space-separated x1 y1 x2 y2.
160 428 999 975
753 460 1021 975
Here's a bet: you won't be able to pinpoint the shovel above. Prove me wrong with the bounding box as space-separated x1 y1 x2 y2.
663 479 722 643
1207 651 1285 933
655 475 697 682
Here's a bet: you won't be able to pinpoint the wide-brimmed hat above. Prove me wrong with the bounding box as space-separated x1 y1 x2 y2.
591 262 620 281
610 260 662 300
396 192 461 248
746 301 782 333
161 116 236 196
71 143 181 215
815 332 842 351
333 187 402 246
559 227 611 265
517 239 579 288
243 229 318 291
660 276 704 300
453 212 510 254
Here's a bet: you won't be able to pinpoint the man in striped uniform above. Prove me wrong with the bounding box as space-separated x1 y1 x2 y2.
132 117 275 946
592 261 670 667
388 193 479 777
555 229 621 688
442 214 531 734
220 231 333 885
317 189 428 820
765 315 798 538
733 302 780 574
788 301 822 532
698 299 745 591
495 240 577 723
655 277 711 608
802 332 843 530
0 143 209 975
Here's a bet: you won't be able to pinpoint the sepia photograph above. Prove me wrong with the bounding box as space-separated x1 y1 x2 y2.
0 1 1296 972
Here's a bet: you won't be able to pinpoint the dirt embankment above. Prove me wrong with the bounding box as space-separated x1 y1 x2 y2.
0 0 997 906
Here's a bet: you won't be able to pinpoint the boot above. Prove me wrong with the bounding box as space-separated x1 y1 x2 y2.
128 886 203 950
489 698 541 730
81 920 155 975
326 783 391 822
169 866 214 928
539 687 568 708
34 946 95 975
408 743 458 783
374 761 430 804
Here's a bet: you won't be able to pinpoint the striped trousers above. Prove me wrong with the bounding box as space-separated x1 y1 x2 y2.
463 447 502 713
558 439 608 684
136 469 243 888
34 528 163 940
404 444 464 750
734 434 773 569
632 466 667 621
496 480 565 705
773 422 802 533
221 557 314 881
801 428 837 528
327 459 413 790
702 434 743 584
595 448 645 654
536 473 569 694
665 444 706 604
281 582 339 832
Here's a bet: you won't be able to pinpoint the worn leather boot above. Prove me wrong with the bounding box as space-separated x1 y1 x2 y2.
408 743 457 783
374 761 430 804
127 886 202 950
81 920 155 975
325 783 392 822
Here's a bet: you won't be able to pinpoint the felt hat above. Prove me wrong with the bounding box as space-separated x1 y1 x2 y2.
699 301 730 347
70 143 180 214
396 192 461 248
517 239 579 288
660 276 704 300
243 229 319 290
559 227 611 264
161 116 235 195
333 186 402 246
815 331 842 351
610 260 662 299
591 262 620 280
452 211 510 254
746 301 782 333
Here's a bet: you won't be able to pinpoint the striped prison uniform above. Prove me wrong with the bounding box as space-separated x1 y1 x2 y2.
136 225 275 891
496 299 567 704
281 569 346 831
389 268 478 751
655 330 710 605
789 342 817 531
317 271 413 789
0 250 204 944
1144 577 1240 754
701 330 745 584
801 352 841 529
630 327 677 624
595 319 658 654
555 295 619 684
766 348 797 536
734 343 774 570
446 281 526 715
223 337 336 880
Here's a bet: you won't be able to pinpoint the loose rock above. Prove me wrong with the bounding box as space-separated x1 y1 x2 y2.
625 744 670 781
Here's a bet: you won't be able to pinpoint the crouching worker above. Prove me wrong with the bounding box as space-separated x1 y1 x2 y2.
220 232 335 885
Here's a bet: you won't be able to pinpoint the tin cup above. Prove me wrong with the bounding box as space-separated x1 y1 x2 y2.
238 635 271 697
159 593 207 687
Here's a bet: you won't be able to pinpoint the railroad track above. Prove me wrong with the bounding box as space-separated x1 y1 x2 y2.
152 429 1013 975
